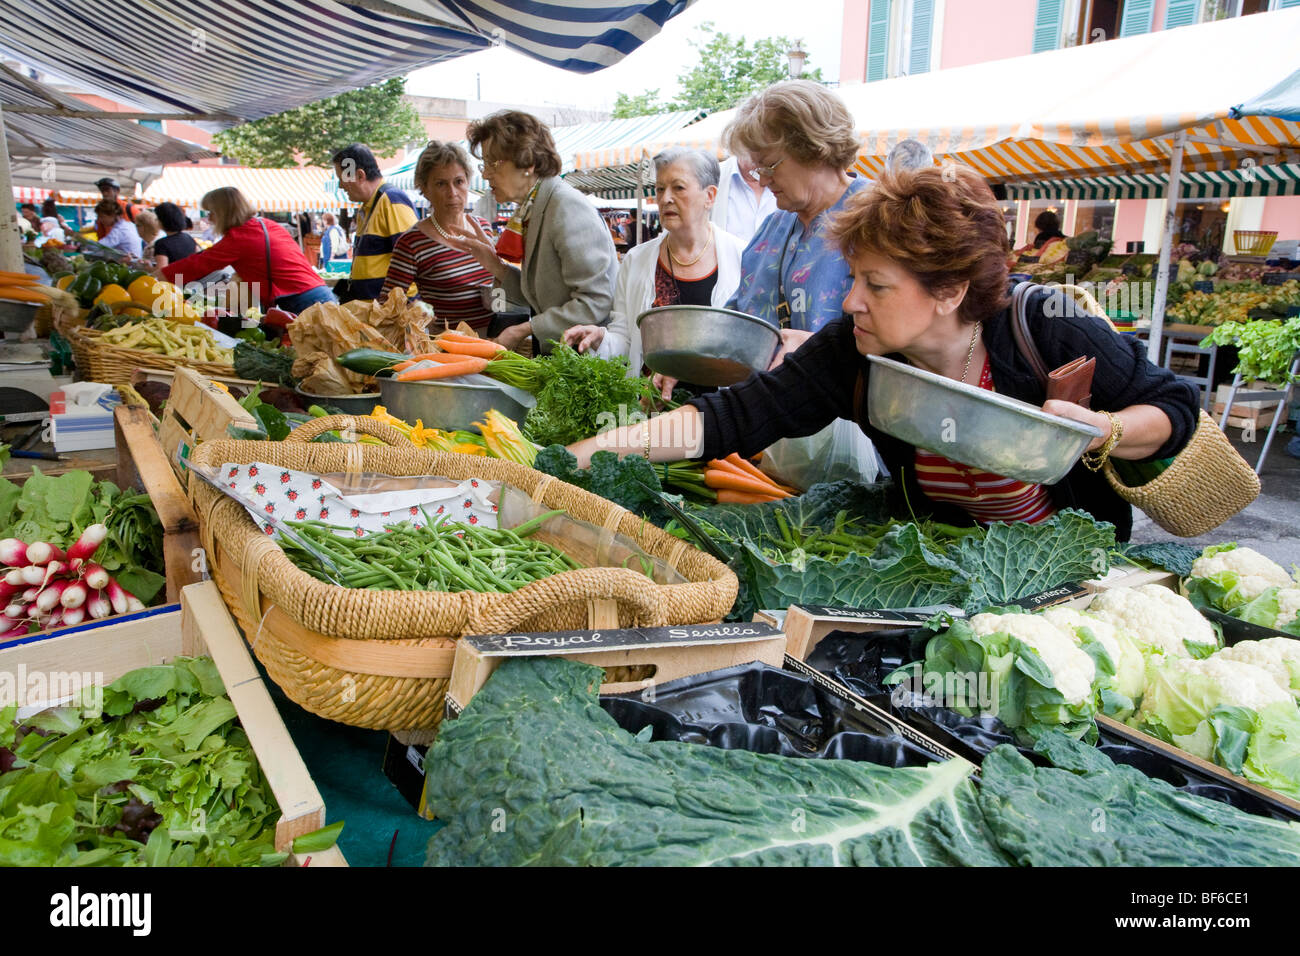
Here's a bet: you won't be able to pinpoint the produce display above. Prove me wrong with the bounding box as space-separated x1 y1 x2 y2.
290 290 437 395
280 510 584 592
0 657 288 866
233 328 296 386
1204 315 1300 384
1169 279 1300 327
0 467 167 630
1185 544 1300 636
422 656 1300 866
99 318 233 364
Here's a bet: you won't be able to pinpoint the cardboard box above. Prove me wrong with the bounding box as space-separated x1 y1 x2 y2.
48 388 121 452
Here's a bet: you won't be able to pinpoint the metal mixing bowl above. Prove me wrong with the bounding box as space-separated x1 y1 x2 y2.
379 377 534 432
295 388 381 416
866 355 1101 485
637 305 780 386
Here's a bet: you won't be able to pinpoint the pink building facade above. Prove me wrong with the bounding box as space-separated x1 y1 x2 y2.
839 0 1300 255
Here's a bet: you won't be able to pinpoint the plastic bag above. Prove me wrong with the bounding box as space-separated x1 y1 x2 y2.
758 418 880 492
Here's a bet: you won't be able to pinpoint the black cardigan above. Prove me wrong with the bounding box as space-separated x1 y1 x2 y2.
690 286 1200 540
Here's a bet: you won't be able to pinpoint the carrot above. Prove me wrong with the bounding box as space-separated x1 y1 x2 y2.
703 469 792 497
724 452 798 495
0 272 41 284
436 338 504 359
708 458 760 482
435 330 486 344
716 489 783 504
395 358 489 382
392 352 468 372
0 285 49 303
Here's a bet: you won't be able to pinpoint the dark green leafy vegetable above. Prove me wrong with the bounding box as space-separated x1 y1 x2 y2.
521 345 657 448
292 820 345 854
0 658 288 866
1122 541 1201 579
424 657 1010 866
234 340 297 387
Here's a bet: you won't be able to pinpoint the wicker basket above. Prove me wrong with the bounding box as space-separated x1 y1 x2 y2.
66 324 236 385
1233 230 1278 257
187 415 738 733
1104 409 1260 537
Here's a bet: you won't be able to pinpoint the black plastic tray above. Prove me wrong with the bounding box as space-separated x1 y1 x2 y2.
804 626 1300 821
599 661 941 769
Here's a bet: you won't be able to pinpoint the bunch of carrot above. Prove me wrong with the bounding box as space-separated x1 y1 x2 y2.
392 331 505 382
703 454 797 504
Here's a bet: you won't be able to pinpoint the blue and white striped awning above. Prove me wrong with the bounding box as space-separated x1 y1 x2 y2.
1002 163 1300 200
0 0 695 122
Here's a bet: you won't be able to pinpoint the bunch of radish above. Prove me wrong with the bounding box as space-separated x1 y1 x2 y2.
0 525 145 638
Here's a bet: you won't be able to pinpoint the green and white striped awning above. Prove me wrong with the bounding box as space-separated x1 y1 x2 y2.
1003 163 1300 200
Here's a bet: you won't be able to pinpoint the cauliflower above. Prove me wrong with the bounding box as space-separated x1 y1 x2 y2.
1215 641 1294 696
1275 588 1300 631
1190 545 1294 604
970 611 1095 705
1086 584 1219 659
1042 606 1146 713
1143 656 1291 717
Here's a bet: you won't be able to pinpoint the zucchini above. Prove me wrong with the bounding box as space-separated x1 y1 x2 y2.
336 348 408 376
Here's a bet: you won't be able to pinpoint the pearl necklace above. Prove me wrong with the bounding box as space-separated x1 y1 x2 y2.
430 214 464 242
666 230 712 268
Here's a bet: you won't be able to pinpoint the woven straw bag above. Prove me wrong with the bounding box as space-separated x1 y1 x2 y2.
1020 282 1258 537
187 416 738 733
1102 409 1260 537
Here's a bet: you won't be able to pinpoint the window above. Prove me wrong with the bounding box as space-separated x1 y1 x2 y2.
866 0 938 81
1073 200 1117 241
1041 0 1123 50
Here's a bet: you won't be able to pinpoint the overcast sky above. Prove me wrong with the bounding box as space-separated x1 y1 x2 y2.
405 0 845 111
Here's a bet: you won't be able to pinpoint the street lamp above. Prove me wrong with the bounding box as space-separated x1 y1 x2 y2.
786 41 807 79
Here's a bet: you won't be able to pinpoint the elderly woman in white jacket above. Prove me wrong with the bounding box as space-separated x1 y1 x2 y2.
564 148 744 376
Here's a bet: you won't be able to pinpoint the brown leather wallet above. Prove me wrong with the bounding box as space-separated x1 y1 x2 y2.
1010 282 1097 409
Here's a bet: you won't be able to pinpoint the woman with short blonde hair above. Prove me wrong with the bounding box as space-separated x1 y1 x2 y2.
158 186 334 314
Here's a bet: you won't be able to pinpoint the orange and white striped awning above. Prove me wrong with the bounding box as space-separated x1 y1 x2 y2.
142 164 352 213
570 9 1300 191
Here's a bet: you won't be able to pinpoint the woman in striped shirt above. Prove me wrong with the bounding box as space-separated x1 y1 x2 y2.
382 141 494 332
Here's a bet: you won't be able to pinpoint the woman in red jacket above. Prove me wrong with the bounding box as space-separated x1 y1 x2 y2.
158 187 336 315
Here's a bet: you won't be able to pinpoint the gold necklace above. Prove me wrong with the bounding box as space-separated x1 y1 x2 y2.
961 321 983 384
667 230 712 268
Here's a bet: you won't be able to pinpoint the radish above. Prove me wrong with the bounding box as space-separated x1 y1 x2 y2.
60 581 88 609
104 579 136 616
0 580 19 603
0 538 28 566
39 560 66 588
4 568 25 587
4 603 26 619
25 541 65 566
68 558 83 574
0 621 27 639
20 564 45 586
125 597 146 613
86 589 111 620
67 524 109 563
35 581 69 614
81 563 110 591
26 603 42 618
21 588 39 603
42 608 63 629
60 606 85 626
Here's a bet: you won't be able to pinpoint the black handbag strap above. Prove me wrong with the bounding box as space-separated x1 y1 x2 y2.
1009 280 1050 389
258 217 276 309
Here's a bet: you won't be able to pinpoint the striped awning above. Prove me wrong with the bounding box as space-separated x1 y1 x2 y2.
567 108 733 196
144 165 353 213
0 1 695 123
0 66 213 192
1004 162 1300 200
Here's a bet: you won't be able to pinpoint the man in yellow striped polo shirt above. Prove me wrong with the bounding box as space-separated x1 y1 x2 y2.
332 143 417 302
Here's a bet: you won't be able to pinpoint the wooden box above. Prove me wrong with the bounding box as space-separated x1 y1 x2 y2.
0 581 345 865
155 367 258 480
1212 383 1283 430
113 404 204 603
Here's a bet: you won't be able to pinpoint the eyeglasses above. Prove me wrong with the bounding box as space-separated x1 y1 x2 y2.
748 157 786 182
478 159 503 175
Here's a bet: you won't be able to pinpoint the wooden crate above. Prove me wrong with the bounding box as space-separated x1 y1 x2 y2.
0 581 345 865
1212 383 1283 430
114 404 204 603
156 367 258 480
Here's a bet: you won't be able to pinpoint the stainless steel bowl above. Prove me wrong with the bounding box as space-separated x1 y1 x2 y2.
295 388 381 416
866 355 1101 485
0 299 38 334
637 305 780 386
379 377 535 432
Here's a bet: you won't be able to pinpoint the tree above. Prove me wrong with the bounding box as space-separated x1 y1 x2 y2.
612 24 823 117
212 78 426 167
612 89 668 119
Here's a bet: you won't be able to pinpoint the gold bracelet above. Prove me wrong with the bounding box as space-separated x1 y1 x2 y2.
641 420 652 461
1081 411 1124 472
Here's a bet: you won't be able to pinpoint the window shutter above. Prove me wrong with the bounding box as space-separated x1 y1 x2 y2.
1032 0 1064 53
137 119 163 131
1278 0 1300 8
908 0 934 74
1163 0 1199 28
1118 0 1156 36
867 0 892 81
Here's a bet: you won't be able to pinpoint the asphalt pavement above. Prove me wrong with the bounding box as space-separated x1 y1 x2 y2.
1129 425 1300 568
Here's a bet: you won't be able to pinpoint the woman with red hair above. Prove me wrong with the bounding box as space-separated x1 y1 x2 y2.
567 165 1199 540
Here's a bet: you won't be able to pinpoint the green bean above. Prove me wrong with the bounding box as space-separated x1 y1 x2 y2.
508 509 567 539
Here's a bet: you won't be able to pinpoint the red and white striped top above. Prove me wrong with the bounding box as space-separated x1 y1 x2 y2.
913 357 1058 525
381 220 495 331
